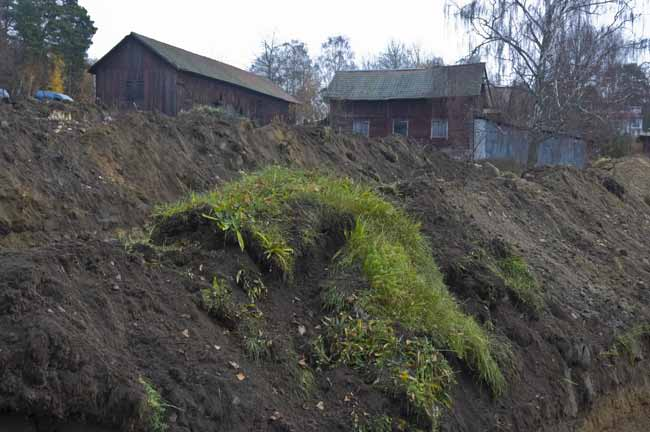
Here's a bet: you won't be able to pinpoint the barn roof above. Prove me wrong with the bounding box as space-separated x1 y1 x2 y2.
89 33 299 104
324 63 487 100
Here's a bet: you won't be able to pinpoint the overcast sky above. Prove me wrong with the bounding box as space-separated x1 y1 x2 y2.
81 0 475 68
81 0 648 72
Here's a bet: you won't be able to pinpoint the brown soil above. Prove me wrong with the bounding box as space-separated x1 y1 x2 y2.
1 100 650 431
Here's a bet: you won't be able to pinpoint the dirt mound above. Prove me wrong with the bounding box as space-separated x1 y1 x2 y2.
1 101 650 431
0 101 435 249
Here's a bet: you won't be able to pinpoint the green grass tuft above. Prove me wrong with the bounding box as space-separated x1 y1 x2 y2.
496 255 542 312
139 377 167 432
352 412 393 432
608 324 650 363
239 307 271 362
326 316 453 423
320 285 347 314
154 166 507 420
201 277 238 324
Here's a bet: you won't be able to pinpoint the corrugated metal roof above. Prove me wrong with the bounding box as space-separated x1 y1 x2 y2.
91 33 299 104
324 63 486 100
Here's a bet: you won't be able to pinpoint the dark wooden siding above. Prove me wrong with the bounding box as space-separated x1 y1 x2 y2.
176 71 292 124
329 94 484 152
93 37 293 122
94 38 177 115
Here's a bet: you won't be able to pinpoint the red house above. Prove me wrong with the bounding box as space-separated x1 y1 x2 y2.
325 63 493 155
89 33 298 123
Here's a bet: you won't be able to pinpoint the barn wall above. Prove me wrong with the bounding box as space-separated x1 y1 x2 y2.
328 95 483 151
94 38 177 115
176 72 292 124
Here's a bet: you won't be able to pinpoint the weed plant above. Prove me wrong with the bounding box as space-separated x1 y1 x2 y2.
609 324 650 363
139 377 167 432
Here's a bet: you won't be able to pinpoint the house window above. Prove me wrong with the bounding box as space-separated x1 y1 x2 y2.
431 119 448 139
126 80 144 105
352 119 370 137
392 119 408 137
630 118 643 130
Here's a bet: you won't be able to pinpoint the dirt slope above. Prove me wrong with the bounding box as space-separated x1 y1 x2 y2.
1 101 649 432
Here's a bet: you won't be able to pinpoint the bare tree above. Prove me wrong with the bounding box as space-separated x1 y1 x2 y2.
316 35 356 88
364 39 444 69
250 36 284 85
407 43 445 68
447 0 649 165
251 38 325 123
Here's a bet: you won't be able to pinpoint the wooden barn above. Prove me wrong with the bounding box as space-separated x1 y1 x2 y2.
89 33 299 122
324 63 493 154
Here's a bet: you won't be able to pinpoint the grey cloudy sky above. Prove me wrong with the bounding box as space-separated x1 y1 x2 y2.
81 0 472 68
81 0 648 72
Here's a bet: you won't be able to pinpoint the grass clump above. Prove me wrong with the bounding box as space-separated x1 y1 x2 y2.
457 245 542 313
352 412 393 432
326 316 454 423
139 377 167 432
239 307 272 362
201 277 238 324
496 255 542 312
155 166 506 418
608 324 650 363
236 269 267 302
320 285 348 314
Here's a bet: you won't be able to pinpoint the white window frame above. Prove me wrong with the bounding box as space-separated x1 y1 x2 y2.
392 119 409 137
431 118 448 139
352 119 370 137
630 118 643 130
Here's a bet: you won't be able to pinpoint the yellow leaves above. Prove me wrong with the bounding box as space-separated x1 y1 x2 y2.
49 55 65 93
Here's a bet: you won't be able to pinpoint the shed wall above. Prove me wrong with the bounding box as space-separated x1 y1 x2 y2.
176 72 292 124
94 38 178 115
473 118 587 168
93 37 294 122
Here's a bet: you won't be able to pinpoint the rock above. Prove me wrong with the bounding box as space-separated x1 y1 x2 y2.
0 120 8 128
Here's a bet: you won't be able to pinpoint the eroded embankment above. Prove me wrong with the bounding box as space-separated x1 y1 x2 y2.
1 101 650 431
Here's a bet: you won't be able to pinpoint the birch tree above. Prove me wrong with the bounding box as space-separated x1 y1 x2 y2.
447 0 648 165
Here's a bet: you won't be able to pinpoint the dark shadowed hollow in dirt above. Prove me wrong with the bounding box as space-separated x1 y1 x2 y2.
1 101 650 432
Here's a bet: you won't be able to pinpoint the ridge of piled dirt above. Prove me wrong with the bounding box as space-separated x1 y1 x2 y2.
0 101 441 249
1 101 650 432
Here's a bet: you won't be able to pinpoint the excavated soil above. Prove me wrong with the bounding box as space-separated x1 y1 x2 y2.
1 101 649 431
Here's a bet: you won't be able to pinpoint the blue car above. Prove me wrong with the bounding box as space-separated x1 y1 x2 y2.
0 88 9 100
35 90 74 102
